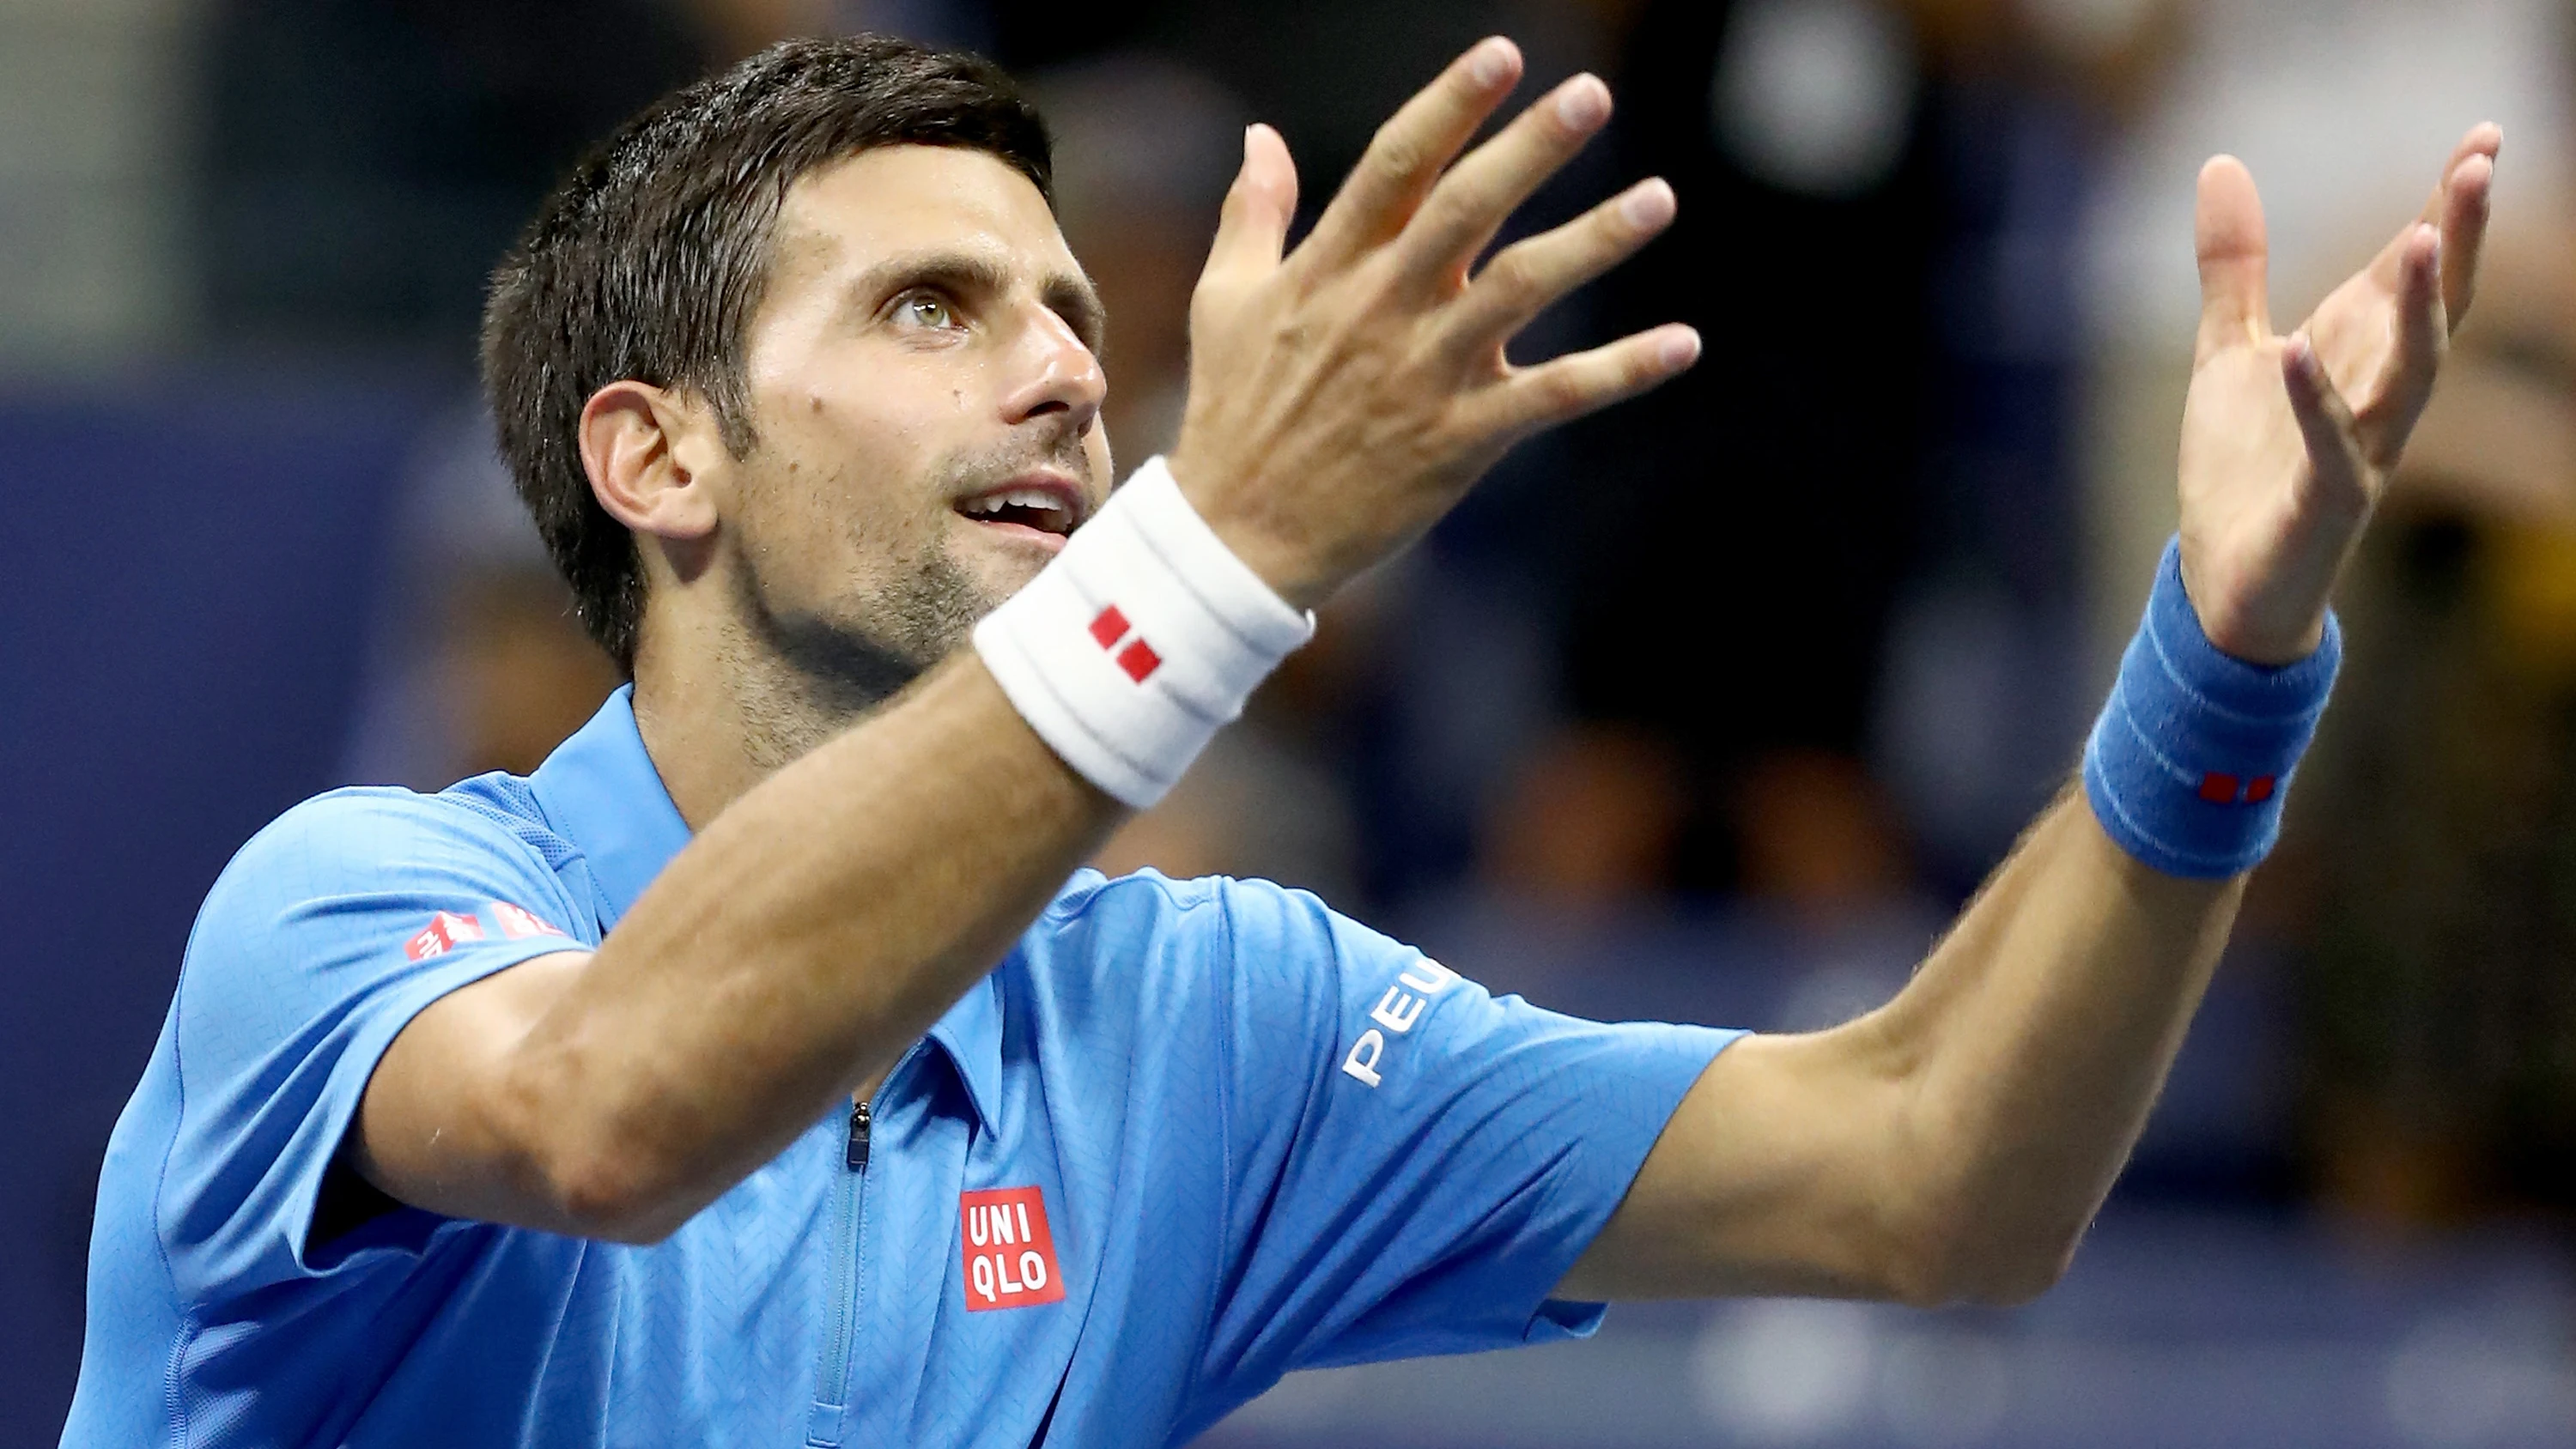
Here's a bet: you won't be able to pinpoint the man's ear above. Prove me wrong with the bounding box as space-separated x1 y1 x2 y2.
578 380 728 544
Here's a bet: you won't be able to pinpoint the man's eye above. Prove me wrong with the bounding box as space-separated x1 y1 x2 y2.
895 294 957 330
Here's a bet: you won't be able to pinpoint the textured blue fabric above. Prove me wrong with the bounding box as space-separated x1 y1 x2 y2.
64 687 1739 1449
2082 537 2342 879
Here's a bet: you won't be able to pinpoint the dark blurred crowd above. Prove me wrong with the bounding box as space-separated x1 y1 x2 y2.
187 0 2576 1234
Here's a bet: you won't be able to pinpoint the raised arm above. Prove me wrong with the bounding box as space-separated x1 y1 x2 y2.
1558 128 2500 1306
351 39 1696 1244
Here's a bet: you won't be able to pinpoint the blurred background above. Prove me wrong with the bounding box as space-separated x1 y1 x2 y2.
6 0 2576 1442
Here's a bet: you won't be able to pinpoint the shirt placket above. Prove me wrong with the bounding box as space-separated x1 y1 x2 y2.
804 1045 914 1447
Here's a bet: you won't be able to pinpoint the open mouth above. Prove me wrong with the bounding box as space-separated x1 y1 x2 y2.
954 482 1082 541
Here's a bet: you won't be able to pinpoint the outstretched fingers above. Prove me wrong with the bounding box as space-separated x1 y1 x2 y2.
1201 124 1300 288
1447 178 1677 351
2283 334 2374 518
2434 131 2498 327
1485 324 1701 439
1395 73 1614 288
2357 223 2447 464
1303 37 1525 267
2365 124 2500 330
2195 155 2272 361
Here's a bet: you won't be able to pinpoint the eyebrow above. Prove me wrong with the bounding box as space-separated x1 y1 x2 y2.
852 248 1109 359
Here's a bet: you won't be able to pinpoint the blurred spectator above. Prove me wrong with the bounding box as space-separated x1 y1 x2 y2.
1544 0 1941 913
1866 0 2180 897
1493 0 2167 912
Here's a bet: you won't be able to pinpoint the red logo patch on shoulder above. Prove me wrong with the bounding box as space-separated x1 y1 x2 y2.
960 1186 1065 1311
490 902 567 940
404 911 484 961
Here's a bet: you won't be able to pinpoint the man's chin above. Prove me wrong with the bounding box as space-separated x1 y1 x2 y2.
733 547 993 720
955 537 1060 611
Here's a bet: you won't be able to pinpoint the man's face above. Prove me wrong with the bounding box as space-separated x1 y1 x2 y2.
715 144 1113 703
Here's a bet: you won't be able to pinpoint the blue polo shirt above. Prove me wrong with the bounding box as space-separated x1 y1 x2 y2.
64 688 1738 1448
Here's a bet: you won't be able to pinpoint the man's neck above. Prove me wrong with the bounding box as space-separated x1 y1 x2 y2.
625 609 886 831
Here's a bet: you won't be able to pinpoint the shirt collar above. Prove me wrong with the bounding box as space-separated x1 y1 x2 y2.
526 685 1003 1128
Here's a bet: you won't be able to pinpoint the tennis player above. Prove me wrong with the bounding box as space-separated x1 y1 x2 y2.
63 33 2496 1449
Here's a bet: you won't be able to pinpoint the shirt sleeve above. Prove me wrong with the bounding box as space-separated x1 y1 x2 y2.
156 789 592 1308
1197 877 1741 1391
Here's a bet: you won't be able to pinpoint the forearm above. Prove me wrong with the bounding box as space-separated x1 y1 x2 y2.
505 654 1121 1235
1859 788 2239 1298
1564 787 2247 1307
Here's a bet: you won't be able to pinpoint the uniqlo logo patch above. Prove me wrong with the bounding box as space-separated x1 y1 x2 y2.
490 901 567 941
404 911 484 961
960 1186 1065 1311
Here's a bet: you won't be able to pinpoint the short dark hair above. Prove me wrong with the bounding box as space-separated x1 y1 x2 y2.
482 35 1054 673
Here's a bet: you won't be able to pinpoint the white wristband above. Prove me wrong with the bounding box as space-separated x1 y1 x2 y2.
973 456 1315 808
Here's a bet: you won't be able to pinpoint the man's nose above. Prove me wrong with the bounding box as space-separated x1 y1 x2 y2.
999 305 1105 434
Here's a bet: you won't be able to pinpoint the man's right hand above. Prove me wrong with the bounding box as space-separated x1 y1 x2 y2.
1166 37 1700 611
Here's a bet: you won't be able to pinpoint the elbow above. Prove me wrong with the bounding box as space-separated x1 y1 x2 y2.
1920 1237 2077 1309
544 1146 691 1245
1867 1155 2084 1307
1865 1084 2087 1307
1885 1218 2081 1309
494 1064 693 1245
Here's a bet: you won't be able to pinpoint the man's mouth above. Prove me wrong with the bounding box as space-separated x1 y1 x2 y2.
953 476 1084 543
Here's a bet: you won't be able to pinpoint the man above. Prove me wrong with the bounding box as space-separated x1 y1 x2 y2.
64 32 2495 1449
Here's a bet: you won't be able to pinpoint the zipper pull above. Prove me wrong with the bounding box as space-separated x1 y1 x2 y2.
846 1100 872 1172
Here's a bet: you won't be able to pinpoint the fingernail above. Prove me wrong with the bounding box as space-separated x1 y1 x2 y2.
1470 38 1513 88
2286 333 2317 378
1658 327 1701 370
1558 76 1610 130
1620 179 1674 231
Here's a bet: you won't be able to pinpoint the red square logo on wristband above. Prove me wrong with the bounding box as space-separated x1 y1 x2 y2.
1086 604 1164 682
1115 638 1163 682
960 1186 1065 1311
2196 772 2277 805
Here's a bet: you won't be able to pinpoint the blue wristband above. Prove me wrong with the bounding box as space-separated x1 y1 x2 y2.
2081 537 2341 878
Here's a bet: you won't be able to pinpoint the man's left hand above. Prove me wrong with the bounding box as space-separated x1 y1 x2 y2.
2176 124 2500 664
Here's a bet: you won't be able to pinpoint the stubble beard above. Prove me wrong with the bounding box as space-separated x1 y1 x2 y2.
725 431 1094 769
727 537 991 769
